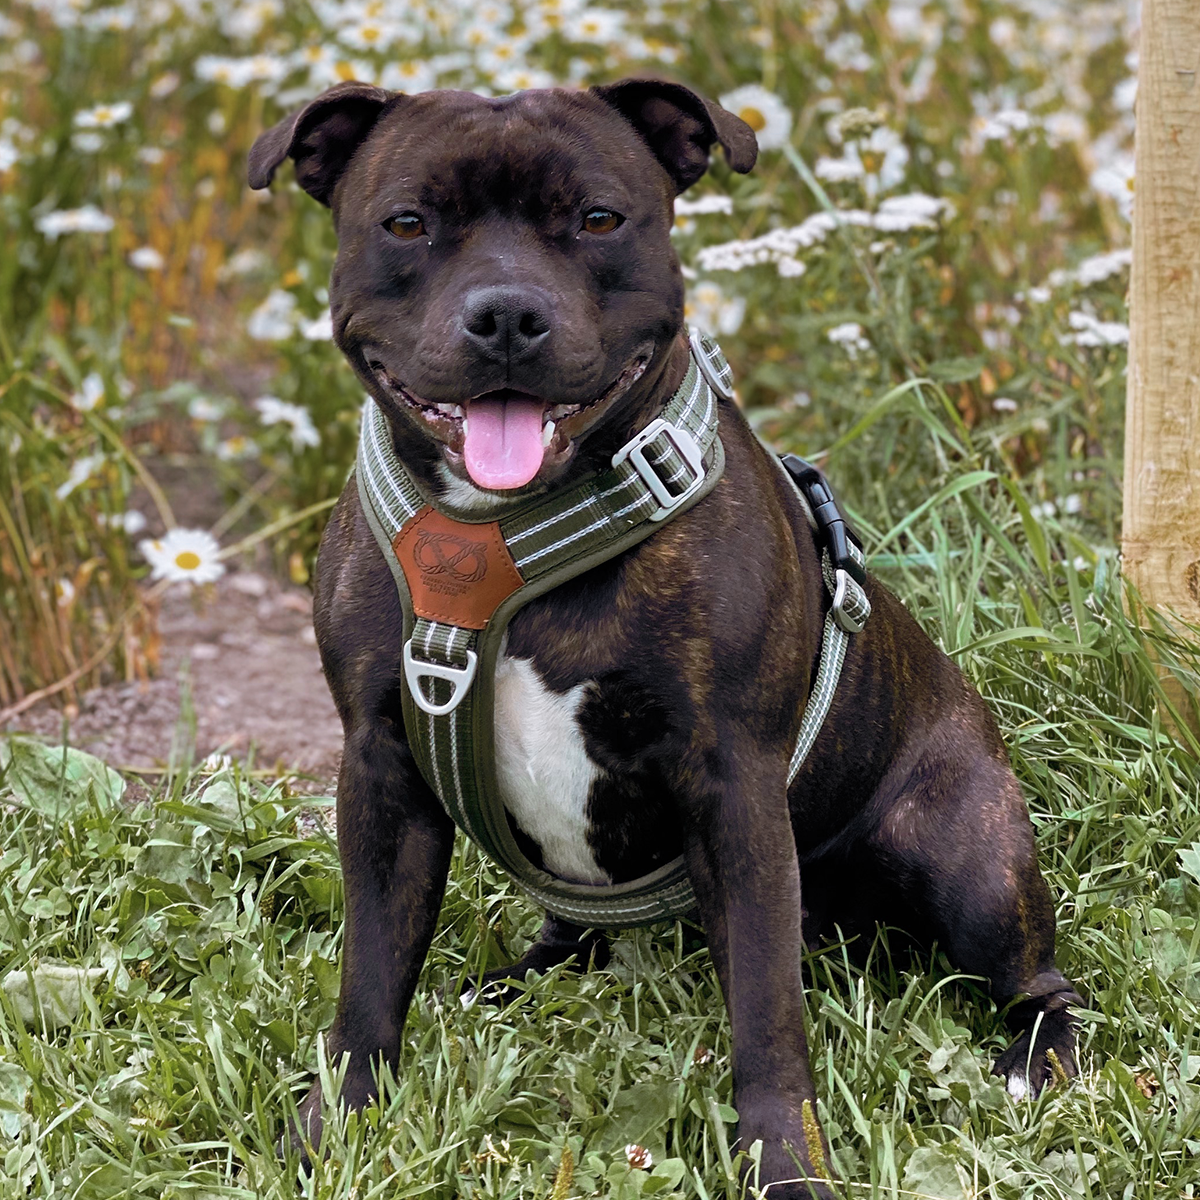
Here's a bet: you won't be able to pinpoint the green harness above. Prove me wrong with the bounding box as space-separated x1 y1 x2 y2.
356 331 870 928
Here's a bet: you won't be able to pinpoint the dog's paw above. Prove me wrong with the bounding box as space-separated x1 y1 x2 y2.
992 1004 1078 1100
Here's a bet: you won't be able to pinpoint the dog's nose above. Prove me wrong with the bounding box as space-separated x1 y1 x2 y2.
460 285 552 362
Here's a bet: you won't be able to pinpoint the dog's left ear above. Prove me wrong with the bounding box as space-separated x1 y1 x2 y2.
248 80 396 206
591 78 758 193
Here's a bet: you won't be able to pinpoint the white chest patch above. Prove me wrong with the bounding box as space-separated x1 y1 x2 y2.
493 654 610 885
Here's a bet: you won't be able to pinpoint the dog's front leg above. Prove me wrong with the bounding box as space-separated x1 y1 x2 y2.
683 751 834 1200
292 720 455 1156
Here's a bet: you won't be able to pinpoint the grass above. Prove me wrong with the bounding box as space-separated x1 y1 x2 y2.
4 382 1200 1197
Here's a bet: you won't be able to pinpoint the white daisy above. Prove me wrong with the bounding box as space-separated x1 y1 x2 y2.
254 396 321 448
719 84 792 151
74 101 133 129
139 529 225 585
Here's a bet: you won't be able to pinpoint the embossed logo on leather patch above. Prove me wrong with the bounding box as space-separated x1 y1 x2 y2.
412 530 488 584
393 506 523 629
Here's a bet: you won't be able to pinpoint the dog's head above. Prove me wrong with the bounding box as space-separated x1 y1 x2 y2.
249 80 756 499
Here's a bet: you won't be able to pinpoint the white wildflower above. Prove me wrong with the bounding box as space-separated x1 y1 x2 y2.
685 282 745 336
339 18 409 52
565 8 627 43
378 59 437 92
776 257 806 278
827 321 871 359
1090 150 1134 221
35 206 115 239
218 248 269 280
0 139 19 171
1073 248 1132 287
70 373 105 412
139 528 225 585
56 453 106 500
98 509 147 535
674 195 733 217
188 397 226 421
815 155 864 183
255 396 321 449
299 309 334 340
825 30 873 72
719 84 792 150
695 209 872 273
976 108 1037 143
74 101 133 129
247 289 298 341
71 132 105 153
129 246 164 270
873 192 955 231
1064 311 1129 348
215 436 260 462
149 72 180 98
221 0 281 40
992 397 1019 413
56 578 76 607
1062 493 1083 515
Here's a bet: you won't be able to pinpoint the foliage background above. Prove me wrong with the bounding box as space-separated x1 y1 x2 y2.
4 0 1200 1197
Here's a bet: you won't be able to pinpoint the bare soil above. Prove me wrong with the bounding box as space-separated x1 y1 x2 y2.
8 570 343 793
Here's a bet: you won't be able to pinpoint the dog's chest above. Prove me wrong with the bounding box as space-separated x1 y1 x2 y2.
493 654 610 885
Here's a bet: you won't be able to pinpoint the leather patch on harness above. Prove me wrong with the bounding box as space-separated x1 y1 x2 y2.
393 506 524 630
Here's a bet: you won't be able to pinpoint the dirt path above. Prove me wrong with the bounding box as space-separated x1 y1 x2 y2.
8 571 343 792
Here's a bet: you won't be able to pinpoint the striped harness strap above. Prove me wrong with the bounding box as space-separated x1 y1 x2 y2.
357 330 870 928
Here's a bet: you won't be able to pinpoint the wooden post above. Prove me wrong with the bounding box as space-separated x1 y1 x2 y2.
1123 0 1200 729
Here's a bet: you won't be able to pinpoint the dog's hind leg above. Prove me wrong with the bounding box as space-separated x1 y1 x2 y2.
466 914 610 1003
869 748 1081 1098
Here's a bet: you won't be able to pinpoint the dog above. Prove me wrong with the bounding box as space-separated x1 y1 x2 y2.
248 79 1080 1198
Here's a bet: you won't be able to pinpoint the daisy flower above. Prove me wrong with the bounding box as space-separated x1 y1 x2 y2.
139 529 225 585
255 396 321 448
719 84 792 150
74 101 133 129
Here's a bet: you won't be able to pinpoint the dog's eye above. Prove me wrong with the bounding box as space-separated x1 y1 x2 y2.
583 208 624 235
384 212 426 240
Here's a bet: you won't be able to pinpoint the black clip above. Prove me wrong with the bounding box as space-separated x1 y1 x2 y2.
780 454 867 587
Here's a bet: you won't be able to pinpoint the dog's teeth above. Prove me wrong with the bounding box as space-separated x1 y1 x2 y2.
435 403 456 414
451 404 464 419
461 415 469 437
541 420 555 447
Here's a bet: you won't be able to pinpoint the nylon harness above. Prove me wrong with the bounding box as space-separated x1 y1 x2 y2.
356 329 871 928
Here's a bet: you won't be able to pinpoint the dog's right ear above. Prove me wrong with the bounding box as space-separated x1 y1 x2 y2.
248 81 395 206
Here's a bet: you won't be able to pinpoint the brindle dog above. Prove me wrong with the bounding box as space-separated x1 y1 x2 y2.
248 79 1080 1198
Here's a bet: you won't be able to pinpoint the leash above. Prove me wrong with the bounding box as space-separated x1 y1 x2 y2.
356 331 869 927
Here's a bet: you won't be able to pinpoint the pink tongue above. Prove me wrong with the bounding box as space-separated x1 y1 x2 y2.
463 396 545 489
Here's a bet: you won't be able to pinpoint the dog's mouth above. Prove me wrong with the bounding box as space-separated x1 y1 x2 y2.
365 353 651 490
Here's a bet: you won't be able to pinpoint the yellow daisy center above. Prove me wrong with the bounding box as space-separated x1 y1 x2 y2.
738 106 767 132
175 551 201 570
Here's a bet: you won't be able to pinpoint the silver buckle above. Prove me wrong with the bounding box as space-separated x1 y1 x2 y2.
611 417 705 522
688 325 735 400
403 639 478 716
831 568 867 634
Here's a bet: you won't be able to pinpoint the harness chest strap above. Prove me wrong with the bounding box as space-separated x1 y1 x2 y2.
356 331 870 928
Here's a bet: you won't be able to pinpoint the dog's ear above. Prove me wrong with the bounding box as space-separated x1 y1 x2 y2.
248 81 396 206
591 78 758 193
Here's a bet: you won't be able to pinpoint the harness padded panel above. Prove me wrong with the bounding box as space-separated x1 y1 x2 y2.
394 506 525 629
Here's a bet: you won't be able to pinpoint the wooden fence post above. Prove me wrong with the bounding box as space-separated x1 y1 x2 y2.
1122 0 1200 728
